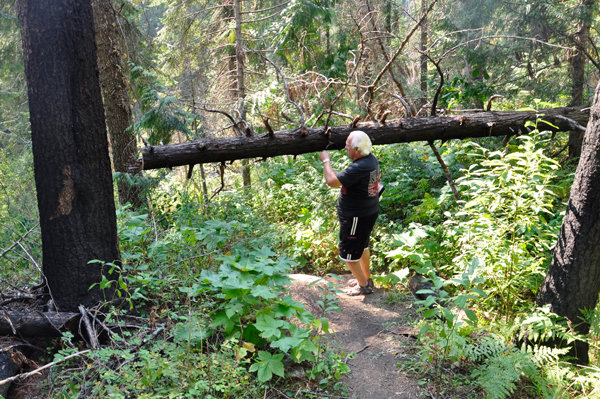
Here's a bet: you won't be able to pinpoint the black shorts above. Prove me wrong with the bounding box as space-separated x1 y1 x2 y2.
338 211 378 262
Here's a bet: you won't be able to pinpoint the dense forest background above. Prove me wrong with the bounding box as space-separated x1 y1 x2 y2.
1 0 600 397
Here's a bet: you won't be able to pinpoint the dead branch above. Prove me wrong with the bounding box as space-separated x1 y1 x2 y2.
487 95 506 111
0 223 39 259
246 47 305 128
554 115 586 132
78 305 99 350
210 162 226 201
203 107 245 136
428 140 460 200
441 35 573 60
364 0 414 117
0 349 91 387
239 1 289 14
370 0 439 89
322 34 366 130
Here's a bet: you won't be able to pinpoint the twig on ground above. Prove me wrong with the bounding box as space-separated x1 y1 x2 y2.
0 349 91 387
0 306 17 335
78 306 99 350
298 390 352 399
270 386 292 398
0 293 47 307
35 311 76 348
0 343 45 353
355 344 369 354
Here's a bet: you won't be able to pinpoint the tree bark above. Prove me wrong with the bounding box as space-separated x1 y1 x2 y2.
138 107 589 170
92 0 143 208
420 0 428 101
18 0 121 312
0 311 79 337
234 0 251 187
536 82 600 365
567 0 594 160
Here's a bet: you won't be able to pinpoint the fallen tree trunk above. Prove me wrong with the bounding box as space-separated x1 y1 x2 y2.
138 106 590 170
0 311 79 337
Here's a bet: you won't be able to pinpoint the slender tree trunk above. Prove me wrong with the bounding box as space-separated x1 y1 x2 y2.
537 81 600 365
17 0 120 312
234 0 251 187
568 0 594 161
92 0 143 208
420 0 428 103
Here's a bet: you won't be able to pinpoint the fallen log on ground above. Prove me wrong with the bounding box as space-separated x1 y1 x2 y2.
0 311 79 337
138 106 589 170
0 339 29 397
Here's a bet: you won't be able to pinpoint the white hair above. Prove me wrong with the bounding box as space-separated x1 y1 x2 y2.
350 130 372 156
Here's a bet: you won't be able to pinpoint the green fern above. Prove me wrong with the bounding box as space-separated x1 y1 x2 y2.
466 335 540 399
464 335 507 363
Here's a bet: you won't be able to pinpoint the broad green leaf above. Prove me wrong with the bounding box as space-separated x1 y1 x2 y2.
423 308 439 318
251 285 278 299
454 295 467 309
464 309 478 324
254 315 284 339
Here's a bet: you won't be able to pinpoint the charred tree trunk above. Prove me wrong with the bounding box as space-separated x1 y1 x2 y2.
138 107 589 170
18 0 121 312
92 0 143 208
536 82 600 365
568 0 594 160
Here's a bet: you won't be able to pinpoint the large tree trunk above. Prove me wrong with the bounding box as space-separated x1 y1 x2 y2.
536 82 600 365
567 0 594 160
138 106 589 170
18 0 121 312
92 0 143 208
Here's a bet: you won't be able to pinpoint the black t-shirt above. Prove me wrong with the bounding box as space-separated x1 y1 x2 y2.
336 154 380 217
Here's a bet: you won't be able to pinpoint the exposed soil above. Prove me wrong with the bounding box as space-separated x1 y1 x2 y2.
288 274 428 399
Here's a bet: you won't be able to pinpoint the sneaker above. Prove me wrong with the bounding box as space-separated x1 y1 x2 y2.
345 283 373 296
348 278 374 289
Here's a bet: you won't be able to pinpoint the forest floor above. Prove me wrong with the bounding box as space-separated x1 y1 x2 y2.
288 274 478 399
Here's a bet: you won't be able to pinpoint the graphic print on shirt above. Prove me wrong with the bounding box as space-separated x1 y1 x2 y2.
368 169 380 197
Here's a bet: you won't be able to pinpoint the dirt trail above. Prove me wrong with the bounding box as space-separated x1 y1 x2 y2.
288 274 425 399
